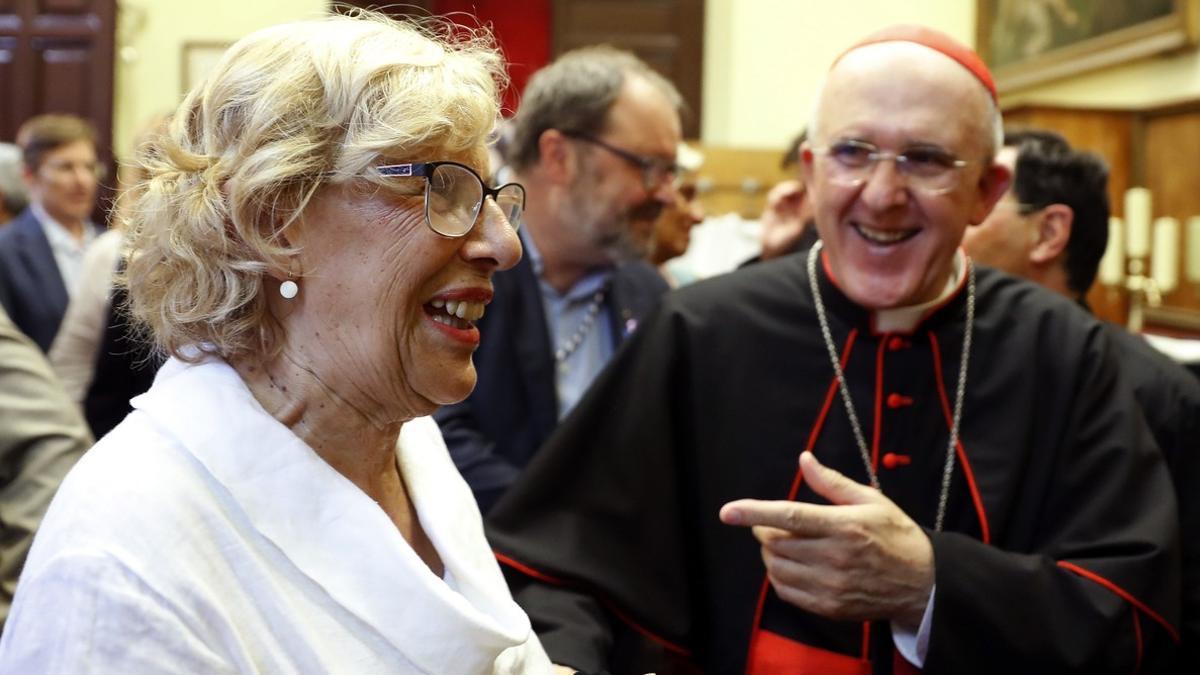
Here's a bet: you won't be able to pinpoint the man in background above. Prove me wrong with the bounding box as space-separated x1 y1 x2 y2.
757 130 818 261
650 143 705 286
963 127 1200 672
435 46 679 512
0 114 104 352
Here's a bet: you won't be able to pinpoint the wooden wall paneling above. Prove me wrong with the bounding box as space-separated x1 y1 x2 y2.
0 2 29 141
0 35 19 139
552 0 704 138
1002 106 1134 210
39 0 92 11
691 144 792 218
1143 106 1200 316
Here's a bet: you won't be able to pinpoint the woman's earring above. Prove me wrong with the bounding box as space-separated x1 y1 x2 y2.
280 280 299 299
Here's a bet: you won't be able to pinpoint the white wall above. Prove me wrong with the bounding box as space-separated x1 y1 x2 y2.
702 0 975 148
113 0 327 159
113 1 977 156
119 2 1198 156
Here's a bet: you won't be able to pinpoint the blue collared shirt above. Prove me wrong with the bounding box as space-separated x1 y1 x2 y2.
522 232 615 418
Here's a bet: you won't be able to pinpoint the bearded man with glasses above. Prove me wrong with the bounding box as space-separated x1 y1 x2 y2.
434 46 680 515
0 114 104 352
490 25 1180 674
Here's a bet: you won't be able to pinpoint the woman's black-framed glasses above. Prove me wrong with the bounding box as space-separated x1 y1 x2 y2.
560 130 679 191
375 161 525 238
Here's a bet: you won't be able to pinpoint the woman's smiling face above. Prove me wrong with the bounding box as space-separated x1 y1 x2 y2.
284 145 522 418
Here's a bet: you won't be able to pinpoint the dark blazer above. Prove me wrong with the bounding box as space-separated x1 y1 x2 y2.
435 252 668 513
0 209 99 353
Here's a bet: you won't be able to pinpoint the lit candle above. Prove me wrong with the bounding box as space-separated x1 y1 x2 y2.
1125 187 1152 258
1188 217 1200 283
1099 216 1125 286
1152 217 1180 293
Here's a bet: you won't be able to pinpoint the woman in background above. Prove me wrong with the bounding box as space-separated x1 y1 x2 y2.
0 11 550 674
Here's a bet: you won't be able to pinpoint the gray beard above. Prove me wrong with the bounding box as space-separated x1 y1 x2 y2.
596 218 652 263
565 163 663 266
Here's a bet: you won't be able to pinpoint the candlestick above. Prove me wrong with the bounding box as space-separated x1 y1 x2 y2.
1099 216 1125 286
1125 187 1152 258
1152 217 1179 293
1187 216 1200 283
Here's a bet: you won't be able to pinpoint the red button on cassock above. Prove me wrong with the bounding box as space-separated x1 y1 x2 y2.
886 393 913 408
882 453 912 469
887 337 910 351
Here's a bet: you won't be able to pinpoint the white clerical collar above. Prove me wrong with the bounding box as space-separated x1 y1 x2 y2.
873 249 967 333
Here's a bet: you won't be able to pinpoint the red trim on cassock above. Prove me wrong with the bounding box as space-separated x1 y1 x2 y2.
805 329 859 454
893 647 922 675
871 337 886 472
747 329 863 672
1057 560 1180 644
496 551 567 585
927 331 991 543
820 249 839 287
746 629 870 675
1133 610 1143 675
493 552 692 656
860 621 871 661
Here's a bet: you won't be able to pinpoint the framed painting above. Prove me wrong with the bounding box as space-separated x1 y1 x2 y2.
181 41 233 95
976 0 1200 91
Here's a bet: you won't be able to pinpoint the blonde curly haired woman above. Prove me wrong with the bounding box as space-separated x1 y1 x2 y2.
0 12 552 674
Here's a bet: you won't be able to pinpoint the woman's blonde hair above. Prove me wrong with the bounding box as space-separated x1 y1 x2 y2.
123 11 505 362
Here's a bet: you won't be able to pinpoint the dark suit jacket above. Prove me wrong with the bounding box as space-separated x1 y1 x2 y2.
435 252 668 513
0 209 99 353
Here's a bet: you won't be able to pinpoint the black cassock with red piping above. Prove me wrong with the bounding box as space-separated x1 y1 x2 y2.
487 251 1180 674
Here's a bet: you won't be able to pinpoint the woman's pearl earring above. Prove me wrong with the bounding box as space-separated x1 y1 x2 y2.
280 280 299 299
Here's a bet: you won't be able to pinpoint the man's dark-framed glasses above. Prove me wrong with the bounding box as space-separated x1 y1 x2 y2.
560 130 679 191
375 161 525 238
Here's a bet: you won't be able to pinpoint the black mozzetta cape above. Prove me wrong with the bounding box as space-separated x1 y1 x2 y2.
488 251 1181 674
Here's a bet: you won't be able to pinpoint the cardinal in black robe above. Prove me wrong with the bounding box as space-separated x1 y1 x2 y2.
489 249 1179 674
487 24 1180 675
